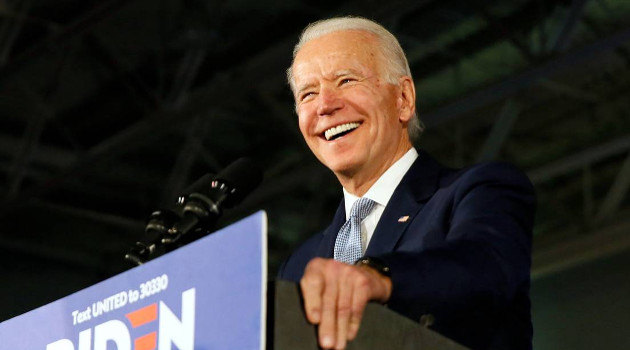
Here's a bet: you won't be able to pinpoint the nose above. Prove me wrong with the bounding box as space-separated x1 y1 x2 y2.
317 86 344 116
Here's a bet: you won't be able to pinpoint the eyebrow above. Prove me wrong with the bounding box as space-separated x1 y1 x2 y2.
332 69 360 78
329 69 366 82
295 69 364 96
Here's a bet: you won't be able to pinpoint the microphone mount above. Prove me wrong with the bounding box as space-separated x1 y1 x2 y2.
125 158 262 266
162 179 235 245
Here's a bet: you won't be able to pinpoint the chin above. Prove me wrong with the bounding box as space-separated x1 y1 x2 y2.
322 158 362 177
314 147 366 175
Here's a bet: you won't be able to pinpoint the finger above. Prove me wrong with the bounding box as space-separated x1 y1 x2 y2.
347 273 370 340
334 267 353 349
300 259 325 324
318 263 340 349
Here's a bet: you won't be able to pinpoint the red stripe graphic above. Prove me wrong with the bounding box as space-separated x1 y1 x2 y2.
134 332 157 350
125 303 157 328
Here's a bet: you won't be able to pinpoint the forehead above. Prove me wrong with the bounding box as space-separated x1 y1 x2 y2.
292 30 383 81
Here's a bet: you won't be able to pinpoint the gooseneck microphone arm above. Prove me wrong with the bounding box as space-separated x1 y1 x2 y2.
125 158 262 266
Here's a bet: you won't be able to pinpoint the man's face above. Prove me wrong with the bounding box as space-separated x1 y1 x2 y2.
291 30 414 184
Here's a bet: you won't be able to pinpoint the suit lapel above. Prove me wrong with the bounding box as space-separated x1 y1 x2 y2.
316 200 346 258
365 151 442 257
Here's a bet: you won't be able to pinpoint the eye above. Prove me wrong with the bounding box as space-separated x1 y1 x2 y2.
340 78 355 85
299 91 316 101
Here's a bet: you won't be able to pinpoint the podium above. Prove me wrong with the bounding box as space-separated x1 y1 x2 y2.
0 212 469 349
271 280 469 350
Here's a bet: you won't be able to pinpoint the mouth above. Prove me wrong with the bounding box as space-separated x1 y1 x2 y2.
323 122 361 141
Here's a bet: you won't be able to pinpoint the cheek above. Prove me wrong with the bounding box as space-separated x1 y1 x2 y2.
297 110 312 136
343 91 374 116
346 85 389 111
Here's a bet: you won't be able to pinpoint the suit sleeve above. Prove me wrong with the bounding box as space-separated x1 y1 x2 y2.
276 231 324 282
380 163 535 349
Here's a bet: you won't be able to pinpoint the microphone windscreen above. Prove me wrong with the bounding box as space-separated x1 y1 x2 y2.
182 173 214 195
214 158 263 206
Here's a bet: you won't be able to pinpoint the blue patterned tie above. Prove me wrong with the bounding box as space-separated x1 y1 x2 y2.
334 197 376 264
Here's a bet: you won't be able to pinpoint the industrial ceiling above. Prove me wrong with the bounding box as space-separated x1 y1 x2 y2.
1 0 629 340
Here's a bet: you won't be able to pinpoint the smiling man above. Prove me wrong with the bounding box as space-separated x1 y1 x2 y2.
278 17 535 350
291 28 415 196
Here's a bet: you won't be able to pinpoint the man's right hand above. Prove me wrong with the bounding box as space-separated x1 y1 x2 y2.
300 257 392 350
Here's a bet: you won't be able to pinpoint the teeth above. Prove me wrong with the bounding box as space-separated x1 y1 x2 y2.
324 122 360 140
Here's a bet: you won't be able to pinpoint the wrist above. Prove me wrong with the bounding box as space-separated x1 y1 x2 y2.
355 256 392 302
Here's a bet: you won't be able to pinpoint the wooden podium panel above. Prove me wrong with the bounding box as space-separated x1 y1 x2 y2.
272 280 470 350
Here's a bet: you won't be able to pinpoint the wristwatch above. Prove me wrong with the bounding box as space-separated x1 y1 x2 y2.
355 256 391 278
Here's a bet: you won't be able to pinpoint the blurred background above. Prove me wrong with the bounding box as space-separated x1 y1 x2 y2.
1 0 629 348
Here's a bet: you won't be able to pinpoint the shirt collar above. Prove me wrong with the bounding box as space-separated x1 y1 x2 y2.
343 147 419 218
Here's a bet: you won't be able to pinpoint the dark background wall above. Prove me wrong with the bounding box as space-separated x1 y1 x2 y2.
532 250 630 349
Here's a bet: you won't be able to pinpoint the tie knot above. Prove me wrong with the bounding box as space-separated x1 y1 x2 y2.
350 197 376 222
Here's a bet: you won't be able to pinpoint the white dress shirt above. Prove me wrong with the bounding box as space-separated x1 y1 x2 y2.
342 147 419 253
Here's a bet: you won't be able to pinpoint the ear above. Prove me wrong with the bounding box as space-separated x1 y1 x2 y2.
397 76 416 123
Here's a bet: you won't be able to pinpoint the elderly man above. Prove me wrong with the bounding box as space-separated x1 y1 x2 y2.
278 17 535 350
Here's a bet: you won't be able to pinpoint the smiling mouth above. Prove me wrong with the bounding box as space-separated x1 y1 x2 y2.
324 122 360 141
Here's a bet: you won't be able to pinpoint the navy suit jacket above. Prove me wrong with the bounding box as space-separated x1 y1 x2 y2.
278 150 535 350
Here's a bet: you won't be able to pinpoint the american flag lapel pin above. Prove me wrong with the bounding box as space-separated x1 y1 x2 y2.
398 215 410 223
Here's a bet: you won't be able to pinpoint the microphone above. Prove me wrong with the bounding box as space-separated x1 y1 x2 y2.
164 158 263 243
125 158 263 265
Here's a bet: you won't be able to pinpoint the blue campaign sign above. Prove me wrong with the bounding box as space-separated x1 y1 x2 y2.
0 211 267 350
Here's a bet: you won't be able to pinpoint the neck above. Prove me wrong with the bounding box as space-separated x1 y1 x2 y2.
337 142 413 197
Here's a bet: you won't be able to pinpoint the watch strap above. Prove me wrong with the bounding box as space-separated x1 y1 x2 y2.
355 256 391 278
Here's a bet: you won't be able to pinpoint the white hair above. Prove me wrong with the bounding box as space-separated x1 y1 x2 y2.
287 16 424 141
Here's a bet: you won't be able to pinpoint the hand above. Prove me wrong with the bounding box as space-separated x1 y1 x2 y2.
300 258 392 350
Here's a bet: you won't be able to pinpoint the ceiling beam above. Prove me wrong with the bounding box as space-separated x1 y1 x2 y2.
528 135 630 184
85 34 162 110
422 25 630 127
476 98 521 162
532 217 630 279
0 0 32 66
31 199 143 233
5 81 54 199
548 0 590 53
0 36 295 216
0 0 132 88
408 0 567 77
159 117 206 207
0 132 75 168
595 151 630 223
537 79 601 102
